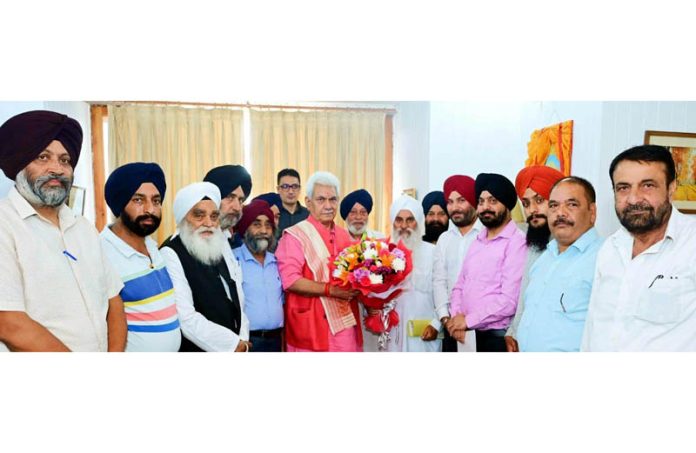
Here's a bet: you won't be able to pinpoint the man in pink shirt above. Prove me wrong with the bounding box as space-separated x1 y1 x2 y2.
447 173 527 352
275 171 362 352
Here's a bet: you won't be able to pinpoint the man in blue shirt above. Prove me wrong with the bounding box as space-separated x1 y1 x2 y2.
516 176 604 352
233 200 285 352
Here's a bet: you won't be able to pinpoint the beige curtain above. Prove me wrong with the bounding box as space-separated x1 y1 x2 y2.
108 104 244 244
250 109 390 233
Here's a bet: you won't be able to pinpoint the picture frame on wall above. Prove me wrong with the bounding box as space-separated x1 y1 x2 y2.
68 185 86 215
644 130 696 214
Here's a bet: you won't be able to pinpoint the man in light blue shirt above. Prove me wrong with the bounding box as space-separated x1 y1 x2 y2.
517 176 603 352
233 200 285 352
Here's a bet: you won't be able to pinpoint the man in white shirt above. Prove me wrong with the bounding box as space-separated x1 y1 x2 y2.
582 145 696 351
385 195 440 352
433 175 481 352
160 182 251 352
0 110 126 352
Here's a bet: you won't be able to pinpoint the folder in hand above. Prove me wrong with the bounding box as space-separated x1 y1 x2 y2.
407 319 444 339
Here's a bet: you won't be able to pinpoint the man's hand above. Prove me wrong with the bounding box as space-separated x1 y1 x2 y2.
235 340 253 352
504 336 519 353
330 286 360 301
421 325 439 341
446 314 467 336
452 329 467 343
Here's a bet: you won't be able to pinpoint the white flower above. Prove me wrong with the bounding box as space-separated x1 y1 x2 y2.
332 268 343 278
363 248 378 260
392 258 406 272
368 273 384 285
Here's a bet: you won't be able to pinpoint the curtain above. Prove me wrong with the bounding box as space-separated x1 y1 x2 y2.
250 109 391 233
108 104 244 244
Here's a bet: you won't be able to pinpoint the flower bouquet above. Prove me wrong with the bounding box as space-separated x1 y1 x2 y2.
329 236 413 349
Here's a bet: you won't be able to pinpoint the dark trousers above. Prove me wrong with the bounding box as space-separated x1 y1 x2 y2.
442 329 458 352
249 329 283 352
475 329 507 352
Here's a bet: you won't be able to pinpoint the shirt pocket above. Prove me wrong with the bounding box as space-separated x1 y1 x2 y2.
554 282 591 323
634 276 685 324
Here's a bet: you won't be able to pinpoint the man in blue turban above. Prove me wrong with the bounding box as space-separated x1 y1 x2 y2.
339 188 384 241
100 162 181 352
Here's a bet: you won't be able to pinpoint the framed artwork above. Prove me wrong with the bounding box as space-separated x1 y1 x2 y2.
68 185 86 215
644 130 696 214
526 120 574 176
402 188 417 198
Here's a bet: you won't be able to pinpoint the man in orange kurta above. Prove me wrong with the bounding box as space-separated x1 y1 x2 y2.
275 171 363 351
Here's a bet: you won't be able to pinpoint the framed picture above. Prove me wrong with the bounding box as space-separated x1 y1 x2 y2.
402 188 417 199
644 130 696 214
68 185 86 215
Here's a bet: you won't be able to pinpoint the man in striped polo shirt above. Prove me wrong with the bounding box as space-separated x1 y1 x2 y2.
100 162 181 352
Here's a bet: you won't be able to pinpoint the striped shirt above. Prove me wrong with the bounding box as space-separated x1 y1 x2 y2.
100 226 181 352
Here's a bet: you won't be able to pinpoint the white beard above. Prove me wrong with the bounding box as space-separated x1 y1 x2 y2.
392 227 419 251
179 221 227 266
347 222 367 237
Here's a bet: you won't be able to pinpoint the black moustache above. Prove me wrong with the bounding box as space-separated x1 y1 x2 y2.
553 219 574 226
480 211 495 216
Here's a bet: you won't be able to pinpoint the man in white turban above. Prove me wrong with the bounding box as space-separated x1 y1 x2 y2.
160 182 251 352
384 195 441 352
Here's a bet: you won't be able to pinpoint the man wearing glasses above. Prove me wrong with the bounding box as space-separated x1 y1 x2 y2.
276 168 309 235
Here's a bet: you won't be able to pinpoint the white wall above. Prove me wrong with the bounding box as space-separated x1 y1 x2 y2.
0 101 94 221
392 101 430 200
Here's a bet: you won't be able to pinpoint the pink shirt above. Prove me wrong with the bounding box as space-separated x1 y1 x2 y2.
449 220 527 331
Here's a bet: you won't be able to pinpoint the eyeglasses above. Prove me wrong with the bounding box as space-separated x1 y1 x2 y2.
278 184 301 191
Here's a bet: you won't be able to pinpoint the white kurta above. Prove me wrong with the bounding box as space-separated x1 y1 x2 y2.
386 240 441 352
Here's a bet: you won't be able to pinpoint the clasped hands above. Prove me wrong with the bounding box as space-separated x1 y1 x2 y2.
444 314 468 343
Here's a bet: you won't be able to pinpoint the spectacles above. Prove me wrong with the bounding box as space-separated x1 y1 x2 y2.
278 184 301 191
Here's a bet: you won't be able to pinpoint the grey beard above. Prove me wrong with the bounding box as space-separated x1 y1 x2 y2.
15 169 72 207
220 212 241 230
244 230 276 254
392 228 419 251
347 223 367 236
179 221 226 266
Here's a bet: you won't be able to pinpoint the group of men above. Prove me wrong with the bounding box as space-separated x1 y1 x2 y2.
1 109 695 352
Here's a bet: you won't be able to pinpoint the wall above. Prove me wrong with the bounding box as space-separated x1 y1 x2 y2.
392 101 430 201
0 101 94 221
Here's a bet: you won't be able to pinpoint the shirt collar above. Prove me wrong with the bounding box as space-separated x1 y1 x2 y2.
477 219 519 242
307 213 335 233
8 186 78 229
549 226 599 256
281 201 304 215
240 242 276 264
447 218 482 237
101 224 158 259
612 204 682 250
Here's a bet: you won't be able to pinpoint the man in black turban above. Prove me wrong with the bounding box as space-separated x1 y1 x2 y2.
204 164 252 249
474 173 518 230
0 110 127 352
421 190 449 244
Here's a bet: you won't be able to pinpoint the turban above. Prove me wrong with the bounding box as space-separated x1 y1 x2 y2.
475 173 517 211
253 192 282 210
443 175 476 206
514 165 565 200
340 189 373 220
236 199 275 238
173 182 221 226
0 110 83 180
203 165 252 198
105 162 166 217
390 194 424 239
421 191 447 216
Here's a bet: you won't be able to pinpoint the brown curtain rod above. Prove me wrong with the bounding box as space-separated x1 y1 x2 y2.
91 100 397 114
